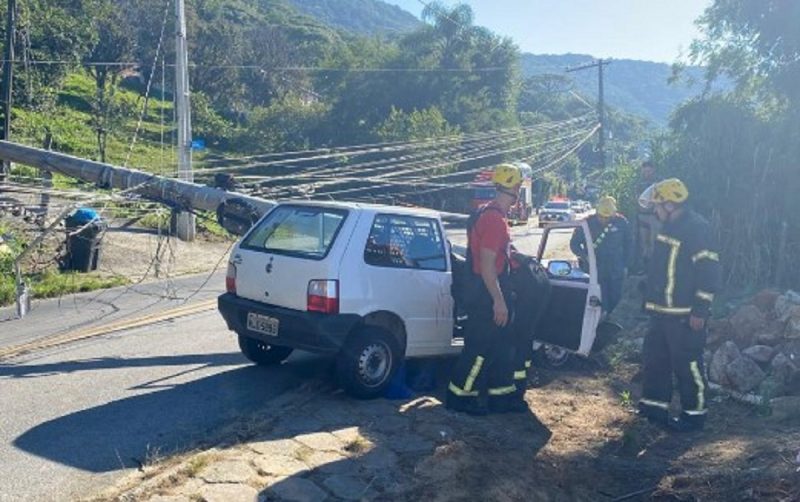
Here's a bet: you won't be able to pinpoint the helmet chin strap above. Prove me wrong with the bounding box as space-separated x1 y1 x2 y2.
497 187 519 203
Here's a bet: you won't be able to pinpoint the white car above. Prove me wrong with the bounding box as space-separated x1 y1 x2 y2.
218 201 603 398
538 200 576 227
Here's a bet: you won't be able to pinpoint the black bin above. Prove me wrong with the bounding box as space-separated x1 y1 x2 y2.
64 213 106 273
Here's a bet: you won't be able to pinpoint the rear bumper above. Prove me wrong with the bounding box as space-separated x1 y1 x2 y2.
217 293 362 354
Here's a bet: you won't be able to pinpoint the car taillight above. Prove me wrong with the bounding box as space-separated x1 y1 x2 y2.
225 262 237 294
307 280 339 314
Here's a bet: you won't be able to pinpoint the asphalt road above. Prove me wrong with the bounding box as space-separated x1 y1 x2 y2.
0 220 572 501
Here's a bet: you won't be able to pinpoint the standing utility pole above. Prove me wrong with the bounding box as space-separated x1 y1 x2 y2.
0 0 15 182
566 58 611 170
174 0 195 241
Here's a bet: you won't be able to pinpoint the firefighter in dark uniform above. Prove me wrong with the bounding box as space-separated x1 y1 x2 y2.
637 179 721 432
570 195 632 316
508 250 551 400
447 164 523 415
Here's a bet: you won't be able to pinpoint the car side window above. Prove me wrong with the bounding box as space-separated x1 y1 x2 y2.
364 214 447 271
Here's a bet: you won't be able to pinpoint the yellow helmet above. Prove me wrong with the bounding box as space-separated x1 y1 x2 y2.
596 196 617 218
491 163 523 189
653 178 689 204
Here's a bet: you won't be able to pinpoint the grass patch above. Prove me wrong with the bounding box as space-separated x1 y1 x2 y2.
29 271 129 300
0 271 129 307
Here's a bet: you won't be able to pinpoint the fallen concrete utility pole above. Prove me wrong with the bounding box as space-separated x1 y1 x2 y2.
0 140 275 218
0 141 468 227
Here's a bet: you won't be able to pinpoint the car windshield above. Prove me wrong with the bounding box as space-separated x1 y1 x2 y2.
242 205 347 259
545 202 569 210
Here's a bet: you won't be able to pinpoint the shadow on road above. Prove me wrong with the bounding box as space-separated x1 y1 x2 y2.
0 353 245 379
12 355 327 473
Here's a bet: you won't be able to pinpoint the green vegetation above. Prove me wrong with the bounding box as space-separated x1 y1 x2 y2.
521 54 725 126
286 0 420 35
0 223 129 307
654 0 800 288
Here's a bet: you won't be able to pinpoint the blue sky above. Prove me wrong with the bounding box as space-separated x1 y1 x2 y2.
384 0 711 63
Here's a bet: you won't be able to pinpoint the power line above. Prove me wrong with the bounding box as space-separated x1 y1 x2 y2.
204 116 596 185
0 59 508 73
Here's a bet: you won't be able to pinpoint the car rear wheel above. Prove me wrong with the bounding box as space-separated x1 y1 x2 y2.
237 334 293 365
336 327 401 399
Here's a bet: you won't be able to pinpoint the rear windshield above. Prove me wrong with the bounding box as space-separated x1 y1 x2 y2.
242 205 347 259
545 202 569 210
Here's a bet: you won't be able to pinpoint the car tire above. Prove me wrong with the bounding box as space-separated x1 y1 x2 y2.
237 334 293 366
336 327 401 399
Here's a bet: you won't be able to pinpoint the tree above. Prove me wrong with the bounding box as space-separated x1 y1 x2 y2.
686 0 800 103
663 0 800 286
9 0 99 108
84 1 136 162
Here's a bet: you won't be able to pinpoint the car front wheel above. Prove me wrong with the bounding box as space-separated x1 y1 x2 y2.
238 334 294 365
336 327 401 399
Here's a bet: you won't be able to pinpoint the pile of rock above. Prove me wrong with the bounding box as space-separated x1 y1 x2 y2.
707 290 800 404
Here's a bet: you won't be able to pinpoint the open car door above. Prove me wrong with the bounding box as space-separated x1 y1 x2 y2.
535 221 602 356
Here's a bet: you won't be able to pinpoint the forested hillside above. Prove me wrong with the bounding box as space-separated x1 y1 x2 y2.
521 53 711 126
1 0 647 207
285 0 420 35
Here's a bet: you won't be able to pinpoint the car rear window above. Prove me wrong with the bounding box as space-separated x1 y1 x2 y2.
242 205 347 259
545 202 569 210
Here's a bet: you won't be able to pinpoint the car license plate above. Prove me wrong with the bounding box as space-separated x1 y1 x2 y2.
247 313 279 337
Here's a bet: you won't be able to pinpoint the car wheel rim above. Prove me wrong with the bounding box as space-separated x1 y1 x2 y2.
544 345 569 367
357 342 391 388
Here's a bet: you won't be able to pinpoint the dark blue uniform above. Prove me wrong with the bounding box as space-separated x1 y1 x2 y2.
570 213 632 314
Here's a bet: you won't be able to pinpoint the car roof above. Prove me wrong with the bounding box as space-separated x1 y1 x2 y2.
275 199 442 218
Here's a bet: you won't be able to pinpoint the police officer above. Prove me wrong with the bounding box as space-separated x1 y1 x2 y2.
637 179 721 432
447 164 522 415
569 196 632 316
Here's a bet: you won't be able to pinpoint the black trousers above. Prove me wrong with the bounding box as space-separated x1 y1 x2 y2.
448 278 516 403
509 262 551 394
639 316 708 424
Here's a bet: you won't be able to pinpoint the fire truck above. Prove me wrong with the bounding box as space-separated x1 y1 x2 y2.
470 162 533 224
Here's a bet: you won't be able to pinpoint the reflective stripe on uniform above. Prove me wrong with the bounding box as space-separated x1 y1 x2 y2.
593 222 614 250
463 356 484 393
513 370 527 380
683 409 708 416
645 302 692 315
657 234 682 307
639 398 669 409
448 382 479 397
696 290 714 302
524 360 532 369
692 250 719 263
689 361 706 412
488 385 517 396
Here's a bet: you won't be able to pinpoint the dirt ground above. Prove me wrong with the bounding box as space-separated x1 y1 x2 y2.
90 284 800 502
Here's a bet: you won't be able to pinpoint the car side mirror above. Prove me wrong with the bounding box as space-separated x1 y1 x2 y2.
547 260 572 277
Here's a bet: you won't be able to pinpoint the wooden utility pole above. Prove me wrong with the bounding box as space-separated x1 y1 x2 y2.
173 0 195 241
566 58 611 170
0 0 15 182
